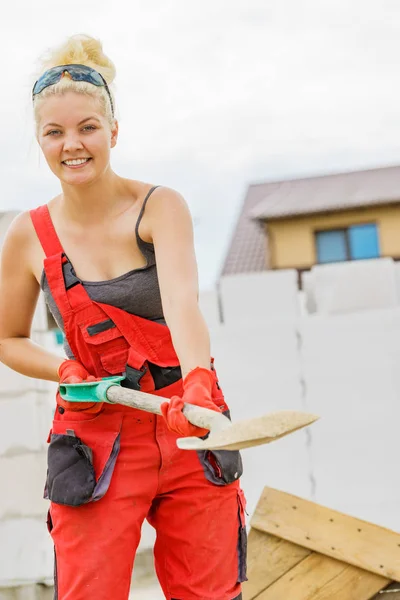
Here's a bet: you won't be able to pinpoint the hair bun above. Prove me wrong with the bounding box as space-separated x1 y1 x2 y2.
39 34 116 85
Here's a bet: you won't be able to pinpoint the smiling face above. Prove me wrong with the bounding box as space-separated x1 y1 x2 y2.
37 91 118 187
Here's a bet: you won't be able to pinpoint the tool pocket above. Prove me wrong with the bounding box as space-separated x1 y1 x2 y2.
45 411 122 507
45 432 96 506
197 410 243 486
78 317 130 376
237 488 248 583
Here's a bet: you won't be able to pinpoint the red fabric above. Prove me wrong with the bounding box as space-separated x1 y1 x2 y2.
31 205 244 599
161 367 222 437
30 205 180 387
49 399 243 600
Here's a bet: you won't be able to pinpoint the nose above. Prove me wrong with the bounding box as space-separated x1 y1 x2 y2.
62 132 84 153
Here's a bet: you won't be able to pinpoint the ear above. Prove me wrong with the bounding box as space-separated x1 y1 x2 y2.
110 120 119 148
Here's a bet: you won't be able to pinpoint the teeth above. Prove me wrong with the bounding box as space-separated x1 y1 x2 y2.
64 158 90 166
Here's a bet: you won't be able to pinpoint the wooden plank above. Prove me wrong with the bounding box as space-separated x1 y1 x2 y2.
256 553 389 600
311 564 389 600
256 552 347 599
251 487 400 581
242 528 310 600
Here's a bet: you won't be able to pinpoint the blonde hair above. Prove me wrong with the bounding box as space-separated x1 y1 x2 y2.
33 34 116 128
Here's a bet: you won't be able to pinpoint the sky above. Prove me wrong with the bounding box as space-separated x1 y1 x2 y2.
1 0 400 288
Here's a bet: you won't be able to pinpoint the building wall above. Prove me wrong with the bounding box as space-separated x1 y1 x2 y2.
267 204 400 269
211 262 400 534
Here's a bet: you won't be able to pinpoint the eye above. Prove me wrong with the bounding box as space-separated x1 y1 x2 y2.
82 124 97 132
46 129 61 136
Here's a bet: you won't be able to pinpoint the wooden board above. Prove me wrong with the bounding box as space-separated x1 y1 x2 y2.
256 552 389 600
243 529 310 600
251 487 400 581
310 563 389 600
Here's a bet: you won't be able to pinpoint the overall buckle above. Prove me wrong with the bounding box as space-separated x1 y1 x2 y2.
123 364 148 391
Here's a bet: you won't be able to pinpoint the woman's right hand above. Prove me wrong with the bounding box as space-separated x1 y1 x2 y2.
57 360 103 413
58 359 98 384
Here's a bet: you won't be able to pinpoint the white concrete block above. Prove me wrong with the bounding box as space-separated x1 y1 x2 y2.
210 321 302 419
301 271 317 314
0 453 48 520
241 429 312 520
31 332 65 359
394 262 400 305
0 519 54 586
209 319 311 518
129 582 164 600
311 258 398 315
31 298 49 335
219 270 300 325
139 521 156 551
0 212 19 250
301 310 400 533
300 309 400 377
0 584 53 600
198 289 221 329
0 364 40 398
0 394 52 457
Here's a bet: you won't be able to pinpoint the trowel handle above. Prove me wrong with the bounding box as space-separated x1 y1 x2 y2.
59 378 231 433
106 385 230 432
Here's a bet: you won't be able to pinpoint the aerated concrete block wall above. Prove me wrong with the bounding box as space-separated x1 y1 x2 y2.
203 262 400 532
0 300 56 591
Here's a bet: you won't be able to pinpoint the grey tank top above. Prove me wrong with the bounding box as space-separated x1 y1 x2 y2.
41 187 164 359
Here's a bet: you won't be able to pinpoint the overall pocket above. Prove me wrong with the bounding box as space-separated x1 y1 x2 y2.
45 432 96 506
78 317 130 376
45 410 123 507
196 410 243 486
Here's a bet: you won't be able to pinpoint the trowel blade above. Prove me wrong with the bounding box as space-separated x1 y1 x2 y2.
176 410 319 451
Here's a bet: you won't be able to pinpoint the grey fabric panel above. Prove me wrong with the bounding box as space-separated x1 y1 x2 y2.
92 433 121 502
39 281 74 358
41 260 163 323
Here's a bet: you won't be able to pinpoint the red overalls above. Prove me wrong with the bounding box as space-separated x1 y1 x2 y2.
30 205 247 600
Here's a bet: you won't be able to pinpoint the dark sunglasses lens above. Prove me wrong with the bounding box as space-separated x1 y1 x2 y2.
33 66 104 96
64 67 104 86
33 67 64 95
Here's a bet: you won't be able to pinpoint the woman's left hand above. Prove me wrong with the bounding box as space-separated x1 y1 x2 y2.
160 367 221 437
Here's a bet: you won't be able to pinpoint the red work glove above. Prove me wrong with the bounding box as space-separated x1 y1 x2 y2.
160 367 221 437
57 360 101 413
57 359 98 384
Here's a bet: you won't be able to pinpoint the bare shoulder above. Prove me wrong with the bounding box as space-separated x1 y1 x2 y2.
145 185 191 218
2 210 36 248
137 184 192 243
1 210 41 274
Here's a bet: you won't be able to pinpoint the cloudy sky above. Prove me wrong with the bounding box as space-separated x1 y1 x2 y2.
1 0 400 288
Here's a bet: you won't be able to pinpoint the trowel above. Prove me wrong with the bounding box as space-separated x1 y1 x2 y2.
59 376 318 451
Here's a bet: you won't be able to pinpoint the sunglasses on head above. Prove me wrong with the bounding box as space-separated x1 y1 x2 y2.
32 64 114 117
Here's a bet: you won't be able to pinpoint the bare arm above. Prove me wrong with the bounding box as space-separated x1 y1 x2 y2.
146 188 211 378
0 212 64 382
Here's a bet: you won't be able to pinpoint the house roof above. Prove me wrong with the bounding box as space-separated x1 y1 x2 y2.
250 164 400 220
220 183 268 276
220 165 400 277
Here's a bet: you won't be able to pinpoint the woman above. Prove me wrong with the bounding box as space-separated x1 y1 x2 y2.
0 35 246 600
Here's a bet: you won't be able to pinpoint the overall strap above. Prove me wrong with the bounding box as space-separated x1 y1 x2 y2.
30 204 92 315
30 205 64 257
